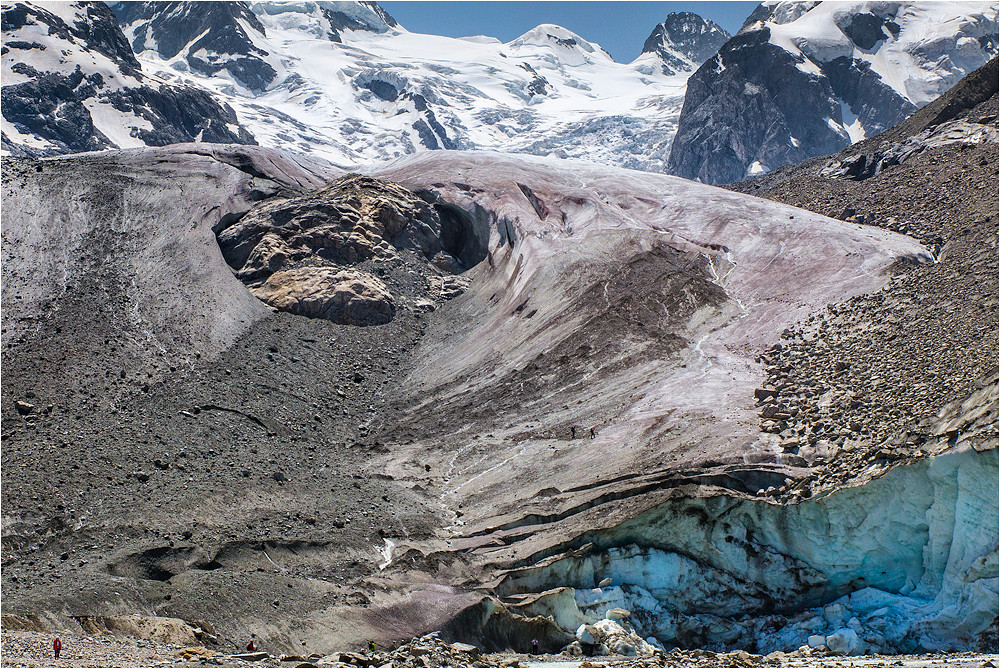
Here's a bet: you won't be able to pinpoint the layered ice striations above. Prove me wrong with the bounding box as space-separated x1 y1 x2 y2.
500 442 999 653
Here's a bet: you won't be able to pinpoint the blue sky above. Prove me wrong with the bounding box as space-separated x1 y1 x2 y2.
380 2 760 63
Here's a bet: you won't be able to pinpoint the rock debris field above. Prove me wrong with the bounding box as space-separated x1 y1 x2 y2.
2 629 998 667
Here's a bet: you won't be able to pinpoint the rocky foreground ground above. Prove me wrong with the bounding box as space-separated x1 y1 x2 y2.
2 629 997 668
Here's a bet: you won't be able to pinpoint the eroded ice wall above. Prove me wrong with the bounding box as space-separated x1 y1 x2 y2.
500 441 998 653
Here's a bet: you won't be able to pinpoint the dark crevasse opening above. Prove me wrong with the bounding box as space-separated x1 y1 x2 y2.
434 202 490 270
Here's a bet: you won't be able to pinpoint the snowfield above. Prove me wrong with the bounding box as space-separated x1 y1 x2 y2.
120 2 702 169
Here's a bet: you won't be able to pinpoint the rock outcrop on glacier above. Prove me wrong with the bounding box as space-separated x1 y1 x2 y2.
216 173 481 323
0 1 255 156
666 1 998 184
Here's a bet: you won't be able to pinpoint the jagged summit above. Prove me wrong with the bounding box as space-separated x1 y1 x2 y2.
739 0 821 31
638 11 730 76
252 0 399 39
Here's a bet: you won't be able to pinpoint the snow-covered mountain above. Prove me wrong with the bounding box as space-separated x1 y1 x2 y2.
1 1 255 156
2 1 730 169
667 1 999 184
111 1 732 170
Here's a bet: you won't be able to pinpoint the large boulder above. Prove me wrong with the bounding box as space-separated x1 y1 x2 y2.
217 173 488 320
251 268 395 326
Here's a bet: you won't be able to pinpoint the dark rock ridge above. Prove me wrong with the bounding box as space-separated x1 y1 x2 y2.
113 1 277 92
667 2 998 184
820 59 999 180
640 12 730 76
1 1 255 156
1 0 139 73
216 174 488 325
666 28 851 185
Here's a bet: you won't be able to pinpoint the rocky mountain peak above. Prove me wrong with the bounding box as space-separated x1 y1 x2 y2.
251 1 399 41
739 1 822 32
640 11 730 75
2 1 140 75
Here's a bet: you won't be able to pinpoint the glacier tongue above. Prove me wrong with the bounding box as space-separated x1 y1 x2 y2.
500 439 998 654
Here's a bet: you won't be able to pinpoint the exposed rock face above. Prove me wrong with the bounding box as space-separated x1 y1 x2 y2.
666 28 850 185
821 118 997 179
251 268 395 326
113 1 277 92
640 12 730 76
667 2 998 184
820 59 999 180
216 173 488 324
1 1 255 156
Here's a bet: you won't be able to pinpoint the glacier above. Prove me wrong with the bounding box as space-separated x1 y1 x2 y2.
110 1 724 168
498 431 998 654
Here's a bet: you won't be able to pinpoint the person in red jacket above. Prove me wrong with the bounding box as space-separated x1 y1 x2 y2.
53 637 62 659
